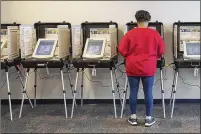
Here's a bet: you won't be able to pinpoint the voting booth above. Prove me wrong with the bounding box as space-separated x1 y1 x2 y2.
120 21 166 119
19 22 73 118
0 23 31 121
170 21 200 118
71 21 119 118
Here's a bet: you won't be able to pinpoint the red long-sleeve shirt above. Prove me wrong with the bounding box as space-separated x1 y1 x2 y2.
118 27 165 76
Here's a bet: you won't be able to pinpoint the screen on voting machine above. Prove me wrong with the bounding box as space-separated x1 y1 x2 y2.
86 40 104 55
36 40 55 55
186 42 200 55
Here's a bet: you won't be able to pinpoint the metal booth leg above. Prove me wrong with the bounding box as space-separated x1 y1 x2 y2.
169 70 177 106
5 68 13 121
60 68 68 118
113 68 123 107
170 69 179 119
66 65 77 107
19 68 30 118
160 68 166 118
15 65 33 107
71 68 79 118
120 76 128 118
81 68 84 107
34 68 37 107
124 82 128 110
110 68 117 118
17 70 33 108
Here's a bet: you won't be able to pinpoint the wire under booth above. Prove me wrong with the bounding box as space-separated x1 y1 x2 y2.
120 21 166 119
19 21 74 119
170 21 200 119
71 21 119 118
0 23 32 121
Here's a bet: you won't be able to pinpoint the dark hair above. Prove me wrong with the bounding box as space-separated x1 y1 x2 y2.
135 10 151 22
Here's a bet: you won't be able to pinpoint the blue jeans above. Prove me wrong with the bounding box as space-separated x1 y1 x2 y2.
128 76 154 116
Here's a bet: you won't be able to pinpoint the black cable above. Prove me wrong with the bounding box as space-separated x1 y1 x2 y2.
69 66 75 71
178 75 200 89
80 61 172 91
152 62 176 86
116 63 126 74
65 66 75 72
37 71 60 79
114 62 169 89
169 64 200 89
116 64 125 80
153 67 168 86
16 67 77 80
0 71 18 89
114 71 124 91
0 69 37 89
83 68 124 92
82 69 125 92
82 70 127 95
114 63 128 92
15 69 61 80
83 71 112 88
15 69 35 79
115 63 130 92
35 66 75 79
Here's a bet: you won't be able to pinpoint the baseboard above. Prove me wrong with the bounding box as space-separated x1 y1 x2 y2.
1 99 200 105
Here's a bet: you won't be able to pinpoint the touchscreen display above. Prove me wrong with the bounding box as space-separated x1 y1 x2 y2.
36 40 55 55
86 40 103 55
186 42 200 55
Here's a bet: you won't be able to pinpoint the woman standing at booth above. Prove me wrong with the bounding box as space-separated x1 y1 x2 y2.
118 10 165 127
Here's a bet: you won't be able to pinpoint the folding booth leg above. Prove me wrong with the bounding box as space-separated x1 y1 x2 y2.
71 69 79 118
34 69 37 107
124 83 128 109
60 68 68 118
170 70 179 119
120 76 128 118
110 68 117 118
17 71 33 108
67 66 77 107
81 68 84 107
169 70 177 106
160 68 166 118
15 65 33 107
125 78 129 106
113 69 122 107
5 69 13 121
19 69 30 118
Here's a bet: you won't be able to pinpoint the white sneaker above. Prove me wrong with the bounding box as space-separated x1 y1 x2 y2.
145 117 156 127
128 117 138 126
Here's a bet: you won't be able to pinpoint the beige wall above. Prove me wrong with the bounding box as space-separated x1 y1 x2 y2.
1 1 200 24
1 1 200 99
